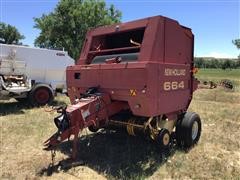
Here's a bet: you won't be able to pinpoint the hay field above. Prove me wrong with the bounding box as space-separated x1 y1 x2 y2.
0 69 240 179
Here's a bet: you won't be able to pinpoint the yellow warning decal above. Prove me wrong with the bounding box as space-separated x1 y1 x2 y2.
130 89 137 96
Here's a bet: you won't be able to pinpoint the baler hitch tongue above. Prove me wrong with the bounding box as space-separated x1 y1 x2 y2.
43 92 126 159
43 105 71 148
43 133 58 149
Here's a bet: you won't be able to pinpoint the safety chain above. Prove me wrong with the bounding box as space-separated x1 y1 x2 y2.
50 149 56 167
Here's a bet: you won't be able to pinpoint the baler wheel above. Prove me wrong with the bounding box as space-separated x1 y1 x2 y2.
156 128 170 150
176 112 201 149
88 126 99 133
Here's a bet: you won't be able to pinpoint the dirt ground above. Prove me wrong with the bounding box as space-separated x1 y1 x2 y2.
0 88 240 179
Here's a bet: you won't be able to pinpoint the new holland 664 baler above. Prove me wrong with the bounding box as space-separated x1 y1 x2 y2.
44 16 201 159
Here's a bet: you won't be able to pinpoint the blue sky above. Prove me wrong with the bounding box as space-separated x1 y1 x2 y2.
1 0 239 58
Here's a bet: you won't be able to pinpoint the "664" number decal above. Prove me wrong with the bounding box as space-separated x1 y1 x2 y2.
163 81 184 91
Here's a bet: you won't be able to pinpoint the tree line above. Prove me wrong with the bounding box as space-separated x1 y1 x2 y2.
194 57 240 69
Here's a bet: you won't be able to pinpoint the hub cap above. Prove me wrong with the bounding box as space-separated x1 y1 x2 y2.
192 121 199 140
35 88 49 104
163 133 170 146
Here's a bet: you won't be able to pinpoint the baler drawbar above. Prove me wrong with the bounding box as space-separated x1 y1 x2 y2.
44 89 128 159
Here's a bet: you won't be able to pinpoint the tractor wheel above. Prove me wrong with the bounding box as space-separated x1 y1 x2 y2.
156 128 171 151
28 84 54 106
176 112 201 149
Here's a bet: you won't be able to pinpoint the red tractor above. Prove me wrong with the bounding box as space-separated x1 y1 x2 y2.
44 15 201 159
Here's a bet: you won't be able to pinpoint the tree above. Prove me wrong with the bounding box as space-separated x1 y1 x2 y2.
233 39 240 60
221 59 231 70
232 39 240 49
34 0 122 60
209 59 220 68
0 22 25 44
194 57 204 68
237 59 240 68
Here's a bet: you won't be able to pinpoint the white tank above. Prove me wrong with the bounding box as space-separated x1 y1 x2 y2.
0 44 74 90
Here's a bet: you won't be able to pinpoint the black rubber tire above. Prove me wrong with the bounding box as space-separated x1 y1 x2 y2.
88 126 99 133
156 128 171 151
176 112 201 149
28 84 54 106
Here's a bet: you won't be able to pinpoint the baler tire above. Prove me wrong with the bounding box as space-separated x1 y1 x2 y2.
28 84 54 106
156 128 171 151
88 126 99 133
176 112 201 149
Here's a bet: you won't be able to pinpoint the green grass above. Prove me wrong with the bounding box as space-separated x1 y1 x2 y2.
196 68 240 92
196 68 240 84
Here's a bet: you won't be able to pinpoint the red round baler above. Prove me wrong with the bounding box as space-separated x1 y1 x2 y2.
44 16 201 159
